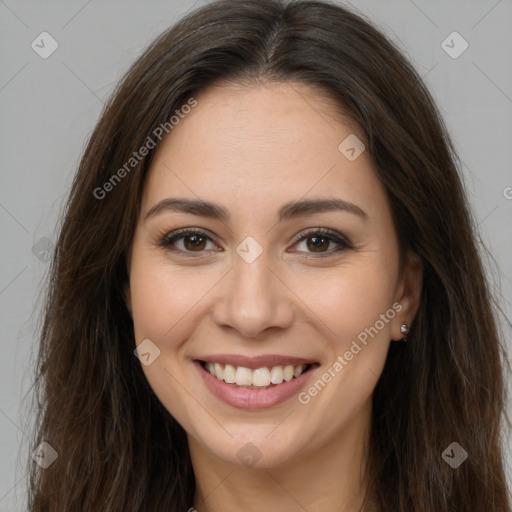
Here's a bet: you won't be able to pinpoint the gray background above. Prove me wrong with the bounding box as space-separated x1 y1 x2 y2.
1 0 511 509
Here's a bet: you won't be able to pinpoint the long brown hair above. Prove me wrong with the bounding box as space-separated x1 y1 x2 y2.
23 0 511 510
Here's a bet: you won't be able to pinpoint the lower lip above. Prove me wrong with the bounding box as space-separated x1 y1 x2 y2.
194 360 318 410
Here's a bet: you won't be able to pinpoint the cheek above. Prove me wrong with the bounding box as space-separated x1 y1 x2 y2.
292 266 396 431
294 262 396 348
129 255 214 343
128 257 208 426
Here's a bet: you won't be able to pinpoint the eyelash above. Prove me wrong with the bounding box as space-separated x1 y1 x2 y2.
158 227 353 258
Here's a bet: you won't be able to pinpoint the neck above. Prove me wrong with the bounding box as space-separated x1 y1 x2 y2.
189 399 378 512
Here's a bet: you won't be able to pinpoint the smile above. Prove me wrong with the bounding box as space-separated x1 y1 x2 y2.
194 356 320 409
200 361 312 389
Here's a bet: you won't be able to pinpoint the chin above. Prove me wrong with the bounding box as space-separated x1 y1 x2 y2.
191 423 314 469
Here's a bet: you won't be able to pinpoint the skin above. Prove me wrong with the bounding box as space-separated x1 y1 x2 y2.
124 81 422 512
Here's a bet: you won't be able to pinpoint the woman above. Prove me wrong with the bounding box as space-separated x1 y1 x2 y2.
26 0 511 510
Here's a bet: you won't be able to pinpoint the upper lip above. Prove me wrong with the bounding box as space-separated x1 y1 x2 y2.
195 354 318 370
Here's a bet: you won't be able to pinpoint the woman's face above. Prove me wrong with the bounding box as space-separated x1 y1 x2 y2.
125 81 421 468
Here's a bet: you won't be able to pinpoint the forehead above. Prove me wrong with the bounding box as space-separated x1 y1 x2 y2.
141 81 385 222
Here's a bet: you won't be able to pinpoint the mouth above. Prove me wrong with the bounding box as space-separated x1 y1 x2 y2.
193 356 320 409
198 360 316 389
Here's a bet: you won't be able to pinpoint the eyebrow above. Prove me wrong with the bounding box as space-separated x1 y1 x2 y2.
145 197 368 223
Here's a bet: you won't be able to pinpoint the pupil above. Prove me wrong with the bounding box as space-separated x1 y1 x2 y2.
308 236 328 252
186 235 205 250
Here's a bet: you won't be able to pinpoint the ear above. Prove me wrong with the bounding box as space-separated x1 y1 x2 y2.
391 251 423 341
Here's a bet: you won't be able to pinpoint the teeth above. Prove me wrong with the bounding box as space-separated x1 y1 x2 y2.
270 366 284 384
252 367 271 387
223 364 236 383
283 365 294 382
215 363 223 380
204 362 309 387
235 366 253 386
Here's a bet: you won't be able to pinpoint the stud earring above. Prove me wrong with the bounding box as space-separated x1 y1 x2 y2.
400 323 410 342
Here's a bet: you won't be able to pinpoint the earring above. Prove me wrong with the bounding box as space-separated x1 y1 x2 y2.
400 323 410 342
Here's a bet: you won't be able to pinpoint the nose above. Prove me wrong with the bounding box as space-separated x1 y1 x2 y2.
212 247 294 339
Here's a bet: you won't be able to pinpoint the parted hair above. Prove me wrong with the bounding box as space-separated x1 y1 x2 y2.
25 0 511 510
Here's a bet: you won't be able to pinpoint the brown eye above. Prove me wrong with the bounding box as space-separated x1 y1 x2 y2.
160 229 218 256
160 227 352 258
182 233 207 251
291 228 352 256
305 235 331 252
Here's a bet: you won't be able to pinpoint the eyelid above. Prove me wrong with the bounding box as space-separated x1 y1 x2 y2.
289 227 351 247
159 227 217 243
158 227 220 254
159 226 352 256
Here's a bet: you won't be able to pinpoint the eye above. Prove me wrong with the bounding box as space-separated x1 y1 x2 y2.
159 227 352 258
159 228 219 256
289 228 352 256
